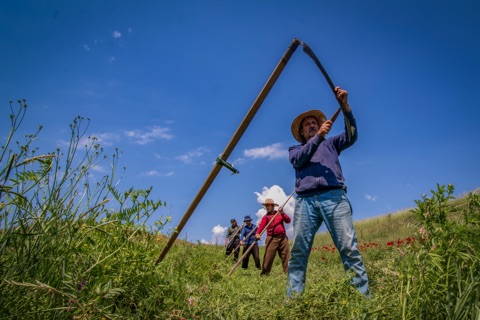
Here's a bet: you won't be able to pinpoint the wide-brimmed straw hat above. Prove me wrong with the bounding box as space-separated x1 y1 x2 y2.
262 198 278 207
291 109 327 143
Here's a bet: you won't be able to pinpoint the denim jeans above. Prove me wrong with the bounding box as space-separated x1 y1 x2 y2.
286 189 369 297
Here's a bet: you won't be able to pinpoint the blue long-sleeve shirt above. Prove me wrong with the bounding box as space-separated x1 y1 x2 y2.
289 110 358 197
240 223 257 245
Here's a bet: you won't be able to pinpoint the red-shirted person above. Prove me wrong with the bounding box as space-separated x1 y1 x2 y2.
255 198 291 275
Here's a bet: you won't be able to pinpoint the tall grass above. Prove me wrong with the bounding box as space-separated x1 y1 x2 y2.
1 101 479 319
0 101 168 318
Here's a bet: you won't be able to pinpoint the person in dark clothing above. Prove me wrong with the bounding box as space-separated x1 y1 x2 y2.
239 215 261 270
225 219 241 261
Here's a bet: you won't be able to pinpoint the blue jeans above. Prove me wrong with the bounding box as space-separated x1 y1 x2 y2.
286 189 369 297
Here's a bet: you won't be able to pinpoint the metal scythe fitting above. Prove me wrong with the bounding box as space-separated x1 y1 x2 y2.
216 157 239 174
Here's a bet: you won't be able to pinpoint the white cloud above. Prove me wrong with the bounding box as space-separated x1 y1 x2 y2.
364 194 379 202
204 224 227 245
142 170 174 177
113 30 122 38
90 165 107 173
65 132 121 148
61 126 172 149
128 28 133 33
124 126 173 145
253 185 295 240
108 56 116 63
231 157 246 165
83 44 90 51
244 143 287 160
175 147 209 164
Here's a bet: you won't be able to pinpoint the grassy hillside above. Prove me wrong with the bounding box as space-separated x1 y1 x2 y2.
2 104 479 319
315 208 418 248
2 186 478 319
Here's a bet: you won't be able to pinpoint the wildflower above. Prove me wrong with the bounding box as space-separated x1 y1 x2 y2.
169 309 182 318
77 280 87 291
418 227 426 235
187 296 195 306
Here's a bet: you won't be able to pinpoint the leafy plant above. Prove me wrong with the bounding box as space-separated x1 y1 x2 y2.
398 184 480 319
0 100 168 318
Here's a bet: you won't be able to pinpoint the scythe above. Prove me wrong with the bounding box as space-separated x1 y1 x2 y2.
155 38 346 265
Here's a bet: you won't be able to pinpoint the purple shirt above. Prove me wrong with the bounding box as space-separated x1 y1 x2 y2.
289 110 358 196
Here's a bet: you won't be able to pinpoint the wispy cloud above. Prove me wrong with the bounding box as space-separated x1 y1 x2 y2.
142 170 174 177
113 30 122 38
175 147 209 164
365 194 379 202
90 165 107 173
59 132 121 149
60 127 173 149
83 44 90 51
124 126 173 145
244 143 287 160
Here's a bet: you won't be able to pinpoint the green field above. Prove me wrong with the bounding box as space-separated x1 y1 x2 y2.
1 102 479 319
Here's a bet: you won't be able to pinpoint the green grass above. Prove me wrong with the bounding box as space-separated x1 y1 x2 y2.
1 101 480 319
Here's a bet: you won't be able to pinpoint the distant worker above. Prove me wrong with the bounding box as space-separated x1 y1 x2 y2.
239 215 261 270
225 219 241 261
255 198 291 275
286 86 369 298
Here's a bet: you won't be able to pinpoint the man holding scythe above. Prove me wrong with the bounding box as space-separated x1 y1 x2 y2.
239 215 261 270
255 198 291 275
225 219 241 262
286 87 370 298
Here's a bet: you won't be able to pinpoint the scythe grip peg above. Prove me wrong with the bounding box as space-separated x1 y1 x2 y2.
216 157 239 175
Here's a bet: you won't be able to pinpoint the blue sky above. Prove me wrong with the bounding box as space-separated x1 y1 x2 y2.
1 1 479 245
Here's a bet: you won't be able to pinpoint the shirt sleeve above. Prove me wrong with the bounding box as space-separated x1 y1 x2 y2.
257 216 267 235
282 213 291 224
289 134 325 169
332 110 358 153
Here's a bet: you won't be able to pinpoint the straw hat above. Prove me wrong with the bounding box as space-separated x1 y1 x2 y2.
262 198 278 207
291 109 327 143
